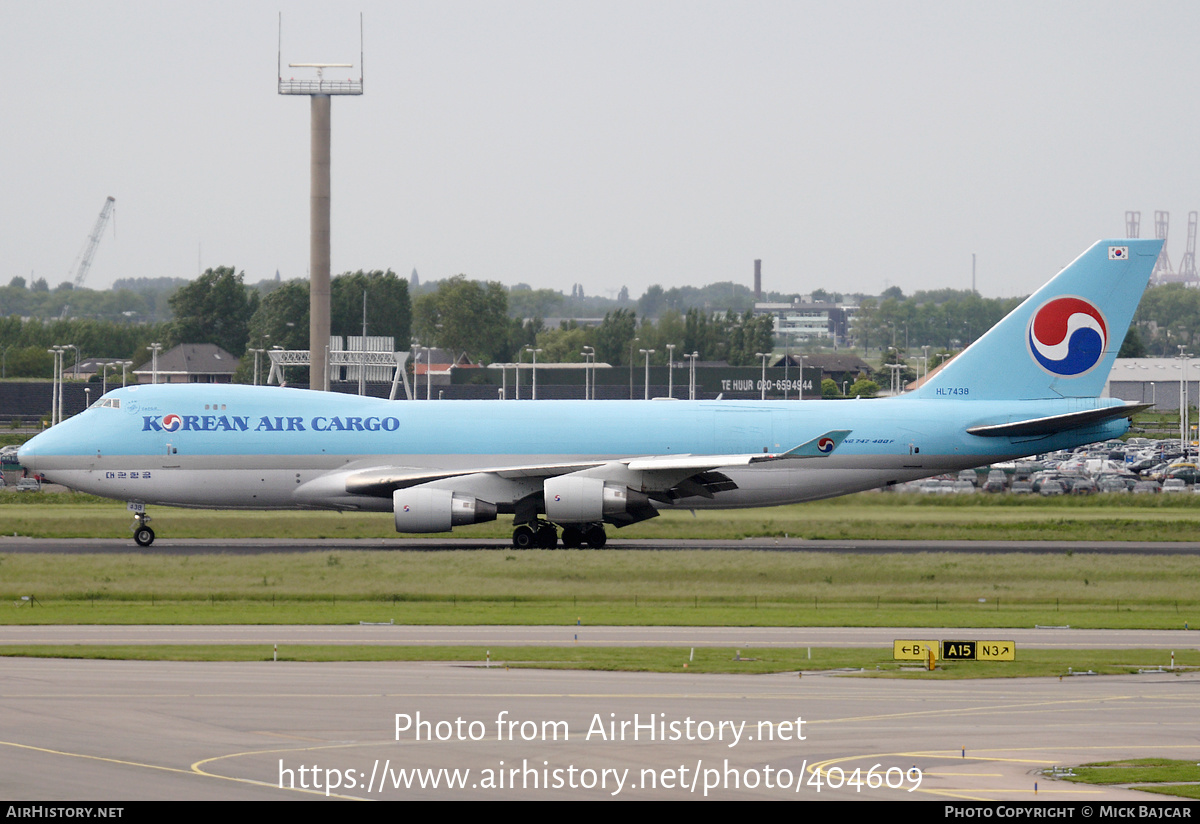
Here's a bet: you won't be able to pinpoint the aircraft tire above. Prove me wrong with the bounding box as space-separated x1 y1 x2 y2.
560 527 583 549
134 526 155 547
585 528 607 549
536 523 558 549
512 525 536 549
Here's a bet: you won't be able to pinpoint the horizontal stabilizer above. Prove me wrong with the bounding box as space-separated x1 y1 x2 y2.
966 403 1150 438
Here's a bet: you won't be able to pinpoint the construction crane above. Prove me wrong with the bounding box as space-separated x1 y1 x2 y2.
1179 212 1198 286
68 196 115 288
1152 210 1174 284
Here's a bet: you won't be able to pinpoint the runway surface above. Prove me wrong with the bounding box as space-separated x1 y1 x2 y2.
1 624 1196 650
2 657 1196 801
4 536 1200 554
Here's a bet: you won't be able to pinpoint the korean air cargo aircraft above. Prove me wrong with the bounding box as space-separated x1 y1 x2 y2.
18 239 1161 549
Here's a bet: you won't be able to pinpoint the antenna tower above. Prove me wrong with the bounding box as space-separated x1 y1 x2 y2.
278 13 364 391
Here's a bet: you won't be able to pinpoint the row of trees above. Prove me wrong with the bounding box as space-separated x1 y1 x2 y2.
10 266 1200 381
531 308 774 367
849 288 1022 356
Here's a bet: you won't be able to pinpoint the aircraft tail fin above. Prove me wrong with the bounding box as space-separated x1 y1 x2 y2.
913 239 1162 401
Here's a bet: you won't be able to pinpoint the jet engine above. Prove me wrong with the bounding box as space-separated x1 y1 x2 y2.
543 476 650 523
393 487 497 533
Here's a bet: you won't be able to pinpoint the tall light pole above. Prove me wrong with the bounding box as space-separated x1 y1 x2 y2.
249 348 265 386
121 360 132 388
65 344 80 379
628 337 639 399
639 349 655 399
147 342 163 385
525 347 543 399
1179 346 1189 454
47 347 61 425
582 346 595 400
515 348 524 400
756 352 769 400
685 351 698 400
425 347 433 401
665 344 676 398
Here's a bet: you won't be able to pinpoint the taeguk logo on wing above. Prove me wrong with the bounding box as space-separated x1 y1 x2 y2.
161 413 183 432
817 437 836 454
1027 296 1108 376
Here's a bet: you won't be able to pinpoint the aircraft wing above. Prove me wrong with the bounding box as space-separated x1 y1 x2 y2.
336 429 852 500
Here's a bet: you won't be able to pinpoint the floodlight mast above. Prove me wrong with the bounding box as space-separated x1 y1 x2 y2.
278 13 363 391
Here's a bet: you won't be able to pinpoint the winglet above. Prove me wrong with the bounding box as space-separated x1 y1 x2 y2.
778 429 852 458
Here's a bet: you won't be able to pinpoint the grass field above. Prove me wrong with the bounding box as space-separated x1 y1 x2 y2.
8 489 1200 541
0 644 1192 678
1 547 1197 628
1058 759 1200 800
3 489 1199 638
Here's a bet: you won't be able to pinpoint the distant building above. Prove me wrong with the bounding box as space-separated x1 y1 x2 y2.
70 358 129 382
1105 358 1200 411
412 348 480 387
789 353 873 386
753 299 854 345
132 344 238 384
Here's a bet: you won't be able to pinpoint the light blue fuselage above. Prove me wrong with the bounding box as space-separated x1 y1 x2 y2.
19 383 1129 512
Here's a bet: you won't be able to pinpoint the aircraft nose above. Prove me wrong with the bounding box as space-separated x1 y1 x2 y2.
17 437 44 472
17 443 37 471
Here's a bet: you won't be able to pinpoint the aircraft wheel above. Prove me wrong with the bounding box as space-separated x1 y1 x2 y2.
536 523 558 549
585 528 607 549
512 525 536 549
134 526 155 547
560 527 583 549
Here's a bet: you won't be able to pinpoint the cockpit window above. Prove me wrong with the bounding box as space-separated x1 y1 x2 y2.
94 398 121 410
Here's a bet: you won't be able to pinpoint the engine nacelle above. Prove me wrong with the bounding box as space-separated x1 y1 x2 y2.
544 476 643 523
393 487 497 533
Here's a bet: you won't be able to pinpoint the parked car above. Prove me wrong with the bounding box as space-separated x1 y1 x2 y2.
1039 480 1066 496
1161 478 1189 493
982 470 1008 493
1097 476 1130 494
1069 478 1098 495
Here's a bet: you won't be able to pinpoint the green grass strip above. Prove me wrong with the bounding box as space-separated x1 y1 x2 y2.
0 645 1195 678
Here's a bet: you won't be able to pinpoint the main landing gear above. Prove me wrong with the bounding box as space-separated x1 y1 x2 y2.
511 521 607 549
131 511 155 547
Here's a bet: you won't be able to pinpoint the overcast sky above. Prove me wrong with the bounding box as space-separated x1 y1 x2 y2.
4 1 1199 300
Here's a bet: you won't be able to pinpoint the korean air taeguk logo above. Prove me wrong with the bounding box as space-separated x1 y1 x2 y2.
1027 296 1108 377
161 413 183 432
817 437 836 454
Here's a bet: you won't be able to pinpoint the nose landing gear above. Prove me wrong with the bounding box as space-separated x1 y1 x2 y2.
130 508 155 547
